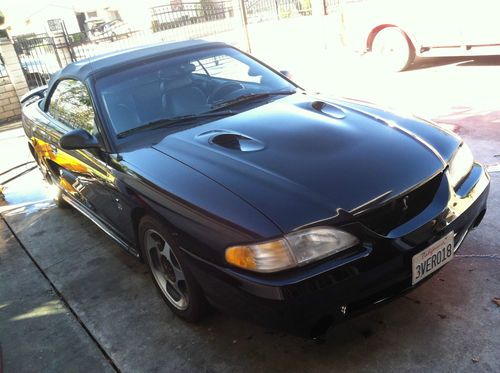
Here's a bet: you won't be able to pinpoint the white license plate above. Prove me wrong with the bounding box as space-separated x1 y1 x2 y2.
412 232 454 285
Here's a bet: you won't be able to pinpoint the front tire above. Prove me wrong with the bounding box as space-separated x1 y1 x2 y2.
139 216 208 322
371 27 415 72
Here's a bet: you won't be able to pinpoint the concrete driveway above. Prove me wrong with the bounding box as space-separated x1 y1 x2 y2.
1 53 499 373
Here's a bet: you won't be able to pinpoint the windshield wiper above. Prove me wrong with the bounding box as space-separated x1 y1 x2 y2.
211 90 296 110
117 110 236 139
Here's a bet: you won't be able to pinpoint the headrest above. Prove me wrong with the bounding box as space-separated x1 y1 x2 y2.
158 63 196 79
160 75 191 91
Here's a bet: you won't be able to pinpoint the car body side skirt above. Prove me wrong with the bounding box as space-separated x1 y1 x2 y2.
61 192 140 258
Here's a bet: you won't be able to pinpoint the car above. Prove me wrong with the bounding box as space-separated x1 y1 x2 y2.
340 0 500 71
87 18 132 42
21 40 490 338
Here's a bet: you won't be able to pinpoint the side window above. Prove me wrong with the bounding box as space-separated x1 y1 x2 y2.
48 79 97 134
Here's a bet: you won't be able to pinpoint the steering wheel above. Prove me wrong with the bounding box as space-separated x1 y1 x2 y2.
207 82 245 104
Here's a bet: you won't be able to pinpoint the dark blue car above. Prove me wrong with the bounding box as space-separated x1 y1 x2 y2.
21 40 490 337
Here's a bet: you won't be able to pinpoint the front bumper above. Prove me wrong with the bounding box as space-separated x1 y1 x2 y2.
189 165 490 336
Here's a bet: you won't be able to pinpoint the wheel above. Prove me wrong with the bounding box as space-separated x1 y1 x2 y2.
139 216 208 322
46 174 68 208
371 27 415 72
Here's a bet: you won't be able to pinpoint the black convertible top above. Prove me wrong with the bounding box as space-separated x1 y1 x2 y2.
51 40 226 82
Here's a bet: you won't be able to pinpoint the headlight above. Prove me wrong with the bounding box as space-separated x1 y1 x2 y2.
225 227 359 272
448 143 474 187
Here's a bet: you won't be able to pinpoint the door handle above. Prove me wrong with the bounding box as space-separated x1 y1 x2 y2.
50 143 58 154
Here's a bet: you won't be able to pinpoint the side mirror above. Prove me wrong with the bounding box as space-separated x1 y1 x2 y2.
279 70 294 80
60 129 100 150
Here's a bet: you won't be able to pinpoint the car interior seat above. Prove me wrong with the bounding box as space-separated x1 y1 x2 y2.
159 63 209 117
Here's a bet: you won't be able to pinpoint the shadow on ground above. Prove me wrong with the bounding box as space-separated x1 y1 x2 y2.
407 55 500 72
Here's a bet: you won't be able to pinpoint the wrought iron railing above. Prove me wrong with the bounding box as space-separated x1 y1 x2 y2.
12 34 61 89
8 0 351 88
244 0 312 23
151 1 235 32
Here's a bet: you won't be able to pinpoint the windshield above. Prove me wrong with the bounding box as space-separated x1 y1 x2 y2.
94 47 296 137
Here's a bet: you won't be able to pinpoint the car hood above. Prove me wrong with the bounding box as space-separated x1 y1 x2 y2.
151 94 459 233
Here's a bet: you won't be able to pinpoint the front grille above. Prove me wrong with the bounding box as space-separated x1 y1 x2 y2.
282 265 359 299
356 172 443 235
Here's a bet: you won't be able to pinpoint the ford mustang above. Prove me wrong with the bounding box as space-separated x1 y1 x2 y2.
21 40 490 338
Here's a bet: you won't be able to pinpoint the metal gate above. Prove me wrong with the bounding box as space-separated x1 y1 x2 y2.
12 34 63 89
244 0 312 23
10 0 333 91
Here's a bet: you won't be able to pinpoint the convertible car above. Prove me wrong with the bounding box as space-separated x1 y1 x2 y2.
21 40 490 337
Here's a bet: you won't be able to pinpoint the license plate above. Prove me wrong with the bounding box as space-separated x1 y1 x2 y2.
412 232 454 285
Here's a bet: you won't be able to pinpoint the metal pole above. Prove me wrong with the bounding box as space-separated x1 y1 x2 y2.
61 20 76 62
236 0 252 52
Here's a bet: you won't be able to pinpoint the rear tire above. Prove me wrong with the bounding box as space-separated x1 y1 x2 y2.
139 216 209 322
45 172 68 208
52 185 68 208
371 27 415 72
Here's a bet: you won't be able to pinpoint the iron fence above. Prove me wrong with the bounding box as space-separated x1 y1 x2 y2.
324 0 365 15
12 34 62 89
324 0 340 15
9 0 346 89
151 1 234 32
244 0 312 23
150 0 237 44
62 1 240 62
65 28 161 61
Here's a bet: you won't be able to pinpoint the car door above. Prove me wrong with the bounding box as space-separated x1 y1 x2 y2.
44 79 138 247
44 79 119 218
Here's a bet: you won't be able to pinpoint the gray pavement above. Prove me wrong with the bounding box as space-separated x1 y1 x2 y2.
1 52 499 372
0 218 114 372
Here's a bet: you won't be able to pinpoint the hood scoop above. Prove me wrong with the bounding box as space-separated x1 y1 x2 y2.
198 130 265 152
312 101 346 119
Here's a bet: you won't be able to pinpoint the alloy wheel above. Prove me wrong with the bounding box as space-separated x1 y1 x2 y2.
144 229 189 310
